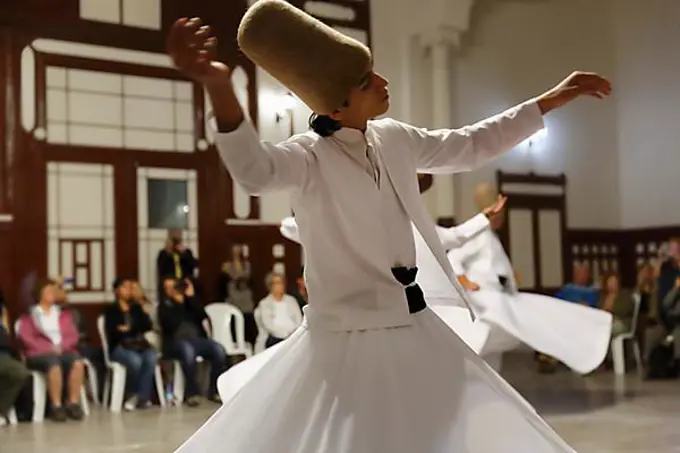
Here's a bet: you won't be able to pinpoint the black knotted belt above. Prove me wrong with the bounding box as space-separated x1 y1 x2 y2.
391 266 427 314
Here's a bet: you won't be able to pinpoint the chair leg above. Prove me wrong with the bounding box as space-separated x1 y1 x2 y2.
80 386 90 416
7 407 18 425
110 366 127 413
32 373 47 423
632 339 643 377
85 360 100 405
173 361 185 404
155 365 166 408
102 370 111 409
611 337 626 375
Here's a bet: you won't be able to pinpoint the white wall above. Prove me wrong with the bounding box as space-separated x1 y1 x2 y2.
613 0 680 228
449 0 620 229
224 0 680 229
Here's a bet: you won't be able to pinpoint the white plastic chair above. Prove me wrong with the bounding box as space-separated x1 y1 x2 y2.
82 358 100 405
205 303 253 359
97 315 165 412
253 307 268 354
15 319 89 422
611 293 643 376
7 407 18 425
172 356 205 403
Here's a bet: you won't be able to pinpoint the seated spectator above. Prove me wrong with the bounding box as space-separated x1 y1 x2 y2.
636 262 658 357
657 238 680 329
17 279 85 422
0 292 30 426
159 277 227 407
600 272 636 337
661 276 680 367
292 266 308 309
556 263 599 308
104 278 159 411
228 277 257 347
131 281 161 350
258 272 303 349
55 278 105 402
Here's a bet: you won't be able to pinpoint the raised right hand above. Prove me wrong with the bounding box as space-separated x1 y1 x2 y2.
482 195 507 219
167 17 230 85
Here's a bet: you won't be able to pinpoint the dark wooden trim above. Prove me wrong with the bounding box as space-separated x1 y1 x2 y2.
497 170 566 187
41 52 190 81
495 171 568 293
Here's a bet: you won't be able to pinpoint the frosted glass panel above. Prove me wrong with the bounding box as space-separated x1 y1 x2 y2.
538 210 564 288
45 67 195 152
508 209 535 289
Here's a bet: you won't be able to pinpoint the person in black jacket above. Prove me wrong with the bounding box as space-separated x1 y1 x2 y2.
104 278 159 411
0 293 30 424
156 230 198 302
158 277 227 407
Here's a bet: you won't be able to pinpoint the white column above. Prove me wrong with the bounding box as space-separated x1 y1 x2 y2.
430 31 458 221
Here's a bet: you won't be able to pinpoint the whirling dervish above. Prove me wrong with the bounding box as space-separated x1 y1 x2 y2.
447 182 612 372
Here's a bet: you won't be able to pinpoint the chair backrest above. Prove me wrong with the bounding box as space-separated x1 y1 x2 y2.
204 303 247 352
97 315 113 367
13 319 23 355
253 306 265 333
627 292 642 337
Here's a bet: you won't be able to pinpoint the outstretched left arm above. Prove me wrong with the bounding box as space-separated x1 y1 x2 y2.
403 72 611 173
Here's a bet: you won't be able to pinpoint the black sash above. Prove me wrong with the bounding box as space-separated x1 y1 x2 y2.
391 266 427 314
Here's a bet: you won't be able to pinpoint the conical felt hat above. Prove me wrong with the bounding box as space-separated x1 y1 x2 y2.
238 0 372 115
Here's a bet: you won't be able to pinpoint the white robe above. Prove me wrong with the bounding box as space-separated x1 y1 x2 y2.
279 215 490 353
448 229 613 374
175 101 585 453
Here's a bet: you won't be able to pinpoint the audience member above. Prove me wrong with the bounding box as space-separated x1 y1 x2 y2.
600 273 636 337
661 276 680 368
257 272 303 348
17 279 85 422
104 278 159 411
131 280 161 350
158 277 227 407
657 238 680 328
0 292 30 425
227 277 257 347
219 244 257 346
219 244 251 301
556 263 599 308
636 262 658 357
291 266 308 309
55 278 105 402
157 229 198 301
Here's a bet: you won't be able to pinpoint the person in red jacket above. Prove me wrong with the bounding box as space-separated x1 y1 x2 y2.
17 279 85 422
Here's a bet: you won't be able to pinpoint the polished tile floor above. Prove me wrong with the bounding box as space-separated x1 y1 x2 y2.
3 354 680 453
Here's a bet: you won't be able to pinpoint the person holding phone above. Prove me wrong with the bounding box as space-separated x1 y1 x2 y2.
158 277 227 407
156 229 198 302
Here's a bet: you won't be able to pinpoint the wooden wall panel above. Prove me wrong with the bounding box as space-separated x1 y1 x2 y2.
567 226 680 289
0 0 364 337
0 222 13 313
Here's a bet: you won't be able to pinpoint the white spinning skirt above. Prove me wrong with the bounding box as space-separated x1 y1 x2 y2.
466 290 612 374
176 309 577 453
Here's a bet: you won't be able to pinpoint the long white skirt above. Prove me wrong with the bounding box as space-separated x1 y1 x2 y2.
175 308 578 453
465 290 612 374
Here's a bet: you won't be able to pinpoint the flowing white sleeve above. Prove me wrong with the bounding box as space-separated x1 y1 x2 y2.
215 120 315 194
436 214 490 250
393 101 544 173
279 217 301 243
447 240 477 277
